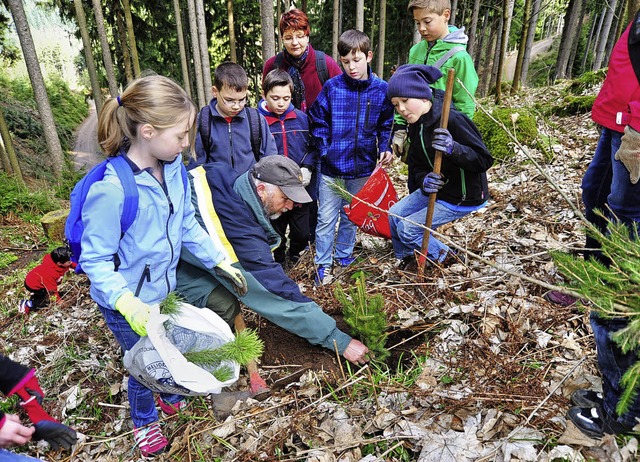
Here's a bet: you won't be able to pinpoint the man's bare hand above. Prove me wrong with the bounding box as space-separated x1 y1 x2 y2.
0 414 35 448
342 339 369 365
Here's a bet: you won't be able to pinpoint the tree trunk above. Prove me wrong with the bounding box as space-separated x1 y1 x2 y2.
332 0 339 61
511 0 532 93
173 0 191 97
579 8 598 73
494 0 513 103
227 0 237 63
73 0 102 115
450 0 458 24
593 0 619 70
277 0 282 51
187 0 206 107
92 0 118 97
116 3 133 84
356 0 364 31
7 0 64 178
626 0 640 25
467 0 481 57
604 0 627 65
554 0 579 79
195 0 212 92
121 0 141 78
521 0 542 84
474 6 489 68
376 0 386 77
0 108 23 183
261 0 276 61
566 0 586 78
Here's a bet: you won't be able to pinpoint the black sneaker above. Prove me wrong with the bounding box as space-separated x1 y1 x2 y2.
567 406 632 439
570 389 604 408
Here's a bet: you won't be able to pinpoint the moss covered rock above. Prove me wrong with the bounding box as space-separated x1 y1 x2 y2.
474 108 540 162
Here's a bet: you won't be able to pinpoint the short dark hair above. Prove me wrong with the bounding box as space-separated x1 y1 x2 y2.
51 246 72 264
214 62 248 92
338 29 371 57
262 69 293 96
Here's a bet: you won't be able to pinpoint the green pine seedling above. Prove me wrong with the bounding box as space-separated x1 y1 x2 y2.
327 178 353 203
159 292 183 317
335 272 389 362
552 218 640 415
212 365 235 382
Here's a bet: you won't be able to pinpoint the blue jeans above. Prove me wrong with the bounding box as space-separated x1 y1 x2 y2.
0 450 41 461
315 174 368 266
581 127 621 257
99 306 183 428
590 313 640 428
389 189 480 261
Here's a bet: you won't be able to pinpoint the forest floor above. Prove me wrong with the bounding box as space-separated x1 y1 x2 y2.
1 81 639 461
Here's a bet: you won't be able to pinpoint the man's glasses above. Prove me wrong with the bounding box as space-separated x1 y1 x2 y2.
219 95 247 107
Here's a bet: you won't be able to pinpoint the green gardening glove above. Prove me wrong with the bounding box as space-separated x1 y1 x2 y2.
615 125 640 184
215 260 248 297
115 292 151 336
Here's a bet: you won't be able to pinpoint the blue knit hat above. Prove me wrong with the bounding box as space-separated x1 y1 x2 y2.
387 65 443 100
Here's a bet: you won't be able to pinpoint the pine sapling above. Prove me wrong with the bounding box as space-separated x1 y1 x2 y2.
552 219 640 414
335 272 389 362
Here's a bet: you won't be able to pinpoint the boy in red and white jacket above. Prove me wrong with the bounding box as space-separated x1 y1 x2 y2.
19 247 76 314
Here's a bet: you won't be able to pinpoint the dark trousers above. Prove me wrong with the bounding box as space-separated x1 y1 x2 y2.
24 283 49 309
272 203 311 264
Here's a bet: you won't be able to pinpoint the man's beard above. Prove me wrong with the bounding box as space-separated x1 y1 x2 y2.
269 212 282 220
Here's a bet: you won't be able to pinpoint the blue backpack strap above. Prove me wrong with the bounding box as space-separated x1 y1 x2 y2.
245 107 263 161
108 155 138 235
197 106 212 162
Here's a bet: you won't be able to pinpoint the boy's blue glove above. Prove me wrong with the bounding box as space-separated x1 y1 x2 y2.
432 128 456 155
422 172 444 194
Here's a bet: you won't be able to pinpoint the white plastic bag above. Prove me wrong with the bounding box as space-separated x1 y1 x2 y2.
123 301 239 396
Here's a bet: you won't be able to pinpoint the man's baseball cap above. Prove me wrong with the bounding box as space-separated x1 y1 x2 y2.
252 156 312 203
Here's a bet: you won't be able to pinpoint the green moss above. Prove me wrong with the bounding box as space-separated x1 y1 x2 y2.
564 69 606 95
474 107 541 162
547 95 596 117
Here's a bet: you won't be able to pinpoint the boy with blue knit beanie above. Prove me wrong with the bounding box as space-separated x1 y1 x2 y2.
387 64 493 266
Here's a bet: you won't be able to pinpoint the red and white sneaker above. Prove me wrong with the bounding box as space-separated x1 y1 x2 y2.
134 422 168 458
156 397 188 416
18 300 32 314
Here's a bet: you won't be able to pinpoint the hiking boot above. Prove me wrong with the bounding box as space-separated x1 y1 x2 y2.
314 266 332 286
544 291 577 306
336 256 355 267
566 406 631 439
157 397 188 416
570 389 603 408
18 300 32 315
134 422 168 458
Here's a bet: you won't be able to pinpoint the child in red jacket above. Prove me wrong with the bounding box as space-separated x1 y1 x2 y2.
18 247 76 314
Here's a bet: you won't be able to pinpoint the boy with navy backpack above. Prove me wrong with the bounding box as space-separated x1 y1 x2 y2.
258 69 316 266
193 62 277 173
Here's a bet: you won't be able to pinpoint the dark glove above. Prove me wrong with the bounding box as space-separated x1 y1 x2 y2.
422 172 445 194
33 420 77 450
215 260 248 297
432 128 456 155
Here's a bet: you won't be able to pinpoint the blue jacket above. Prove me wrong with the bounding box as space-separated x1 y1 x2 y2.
80 155 226 309
309 69 394 179
407 90 493 204
258 100 318 200
192 99 278 173
176 164 353 353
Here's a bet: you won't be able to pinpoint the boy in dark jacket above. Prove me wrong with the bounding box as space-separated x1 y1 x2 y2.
309 29 394 285
387 65 493 264
19 247 76 314
259 69 317 265
193 62 277 173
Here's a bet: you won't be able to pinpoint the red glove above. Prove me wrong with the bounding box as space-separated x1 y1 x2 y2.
8 372 77 450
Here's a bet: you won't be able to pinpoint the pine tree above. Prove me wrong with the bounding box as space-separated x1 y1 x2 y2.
552 221 640 414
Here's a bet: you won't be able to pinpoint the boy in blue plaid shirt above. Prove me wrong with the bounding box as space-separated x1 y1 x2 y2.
309 29 394 285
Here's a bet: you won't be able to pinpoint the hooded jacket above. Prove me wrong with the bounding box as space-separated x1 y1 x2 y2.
408 26 478 119
0 355 33 429
80 154 226 309
309 69 394 179
25 253 73 297
176 164 353 353
591 21 640 133
407 90 493 205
